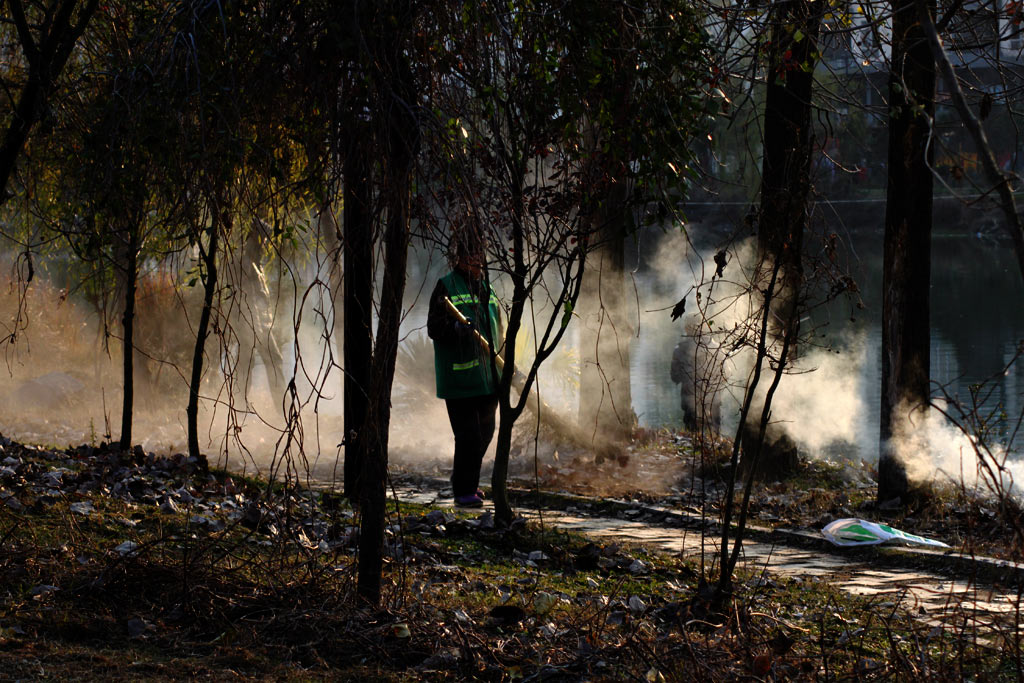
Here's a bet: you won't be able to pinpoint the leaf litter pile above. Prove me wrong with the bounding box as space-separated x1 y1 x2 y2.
0 434 1020 680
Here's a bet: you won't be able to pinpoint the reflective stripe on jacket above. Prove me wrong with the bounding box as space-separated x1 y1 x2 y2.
430 270 500 399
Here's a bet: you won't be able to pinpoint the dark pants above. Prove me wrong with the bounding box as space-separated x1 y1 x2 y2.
445 394 498 496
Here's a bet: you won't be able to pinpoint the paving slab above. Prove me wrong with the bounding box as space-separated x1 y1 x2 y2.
385 483 1024 637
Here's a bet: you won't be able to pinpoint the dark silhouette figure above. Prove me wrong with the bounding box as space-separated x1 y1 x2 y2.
670 320 721 434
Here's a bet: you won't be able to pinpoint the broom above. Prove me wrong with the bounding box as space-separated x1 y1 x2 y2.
444 297 622 463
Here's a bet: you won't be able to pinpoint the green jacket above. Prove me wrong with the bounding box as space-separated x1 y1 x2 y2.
428 270 501 399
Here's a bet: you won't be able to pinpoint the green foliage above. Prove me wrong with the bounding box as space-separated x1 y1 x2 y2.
420 0 711 228
0 0 721 583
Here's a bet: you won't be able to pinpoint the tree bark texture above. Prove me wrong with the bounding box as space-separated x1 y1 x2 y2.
741 0 819 480
356 151 414 604
118 229 139 451
755 5 816 271
343 131 373 499
878 0 936 503
0 0 99 204
492 191 528 528
357 2 419 604
187 210 223 460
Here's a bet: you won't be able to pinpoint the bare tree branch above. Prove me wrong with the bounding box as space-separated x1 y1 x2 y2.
917 0 1024 284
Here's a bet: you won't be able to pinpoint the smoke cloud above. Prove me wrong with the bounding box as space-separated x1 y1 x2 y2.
892 399 1022 495
643 227 1022 495
2 227 1018 501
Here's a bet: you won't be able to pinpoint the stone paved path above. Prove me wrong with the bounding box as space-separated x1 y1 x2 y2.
528 510 1021 634
391 483 1023 637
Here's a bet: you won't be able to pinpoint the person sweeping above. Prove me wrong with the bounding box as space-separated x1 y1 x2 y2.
426 232 502 508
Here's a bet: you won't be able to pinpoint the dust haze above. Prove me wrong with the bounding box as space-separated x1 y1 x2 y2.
644 227 1022 495
0 246 457 486
2 223 1020 500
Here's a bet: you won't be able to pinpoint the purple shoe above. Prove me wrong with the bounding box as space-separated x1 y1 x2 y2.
476 488 485 499
454 493 484 508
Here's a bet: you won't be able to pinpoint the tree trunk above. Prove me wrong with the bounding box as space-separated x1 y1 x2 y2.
0 70 46 206
491 418 515 522
356 4 419 603
878 0 936 504
356 153 414 604
187 210 223 460
740 0 819 480
343 131 373 499
491 188 528 528
118 229 139 451
0 0 100 206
